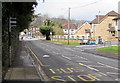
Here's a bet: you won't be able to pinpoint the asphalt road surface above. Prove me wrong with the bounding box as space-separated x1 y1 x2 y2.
25 39 119 82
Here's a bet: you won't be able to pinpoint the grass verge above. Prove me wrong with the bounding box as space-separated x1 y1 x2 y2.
52 40 80 45
97 46 120 54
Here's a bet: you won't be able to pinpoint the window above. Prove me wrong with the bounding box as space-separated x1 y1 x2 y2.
109 23 112 28
65 29 67 31
71 29 74 31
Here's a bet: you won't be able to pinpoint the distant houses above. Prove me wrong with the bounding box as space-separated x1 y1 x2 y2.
60 10 120 43
62 23 77 35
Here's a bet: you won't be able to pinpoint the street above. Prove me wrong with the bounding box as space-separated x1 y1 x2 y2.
25 39 119 82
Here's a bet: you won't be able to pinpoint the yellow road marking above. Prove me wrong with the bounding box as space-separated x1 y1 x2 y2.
49 69 56 74
26 44 49 66
51 76 66 82
77 75 96 81
60 68 73 73
99 72 107 76
49 69 63 74
88 74 100 81
67 76 76 81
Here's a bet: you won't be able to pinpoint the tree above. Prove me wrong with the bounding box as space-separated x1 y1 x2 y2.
40 26 53 40
52 22 64 35
2 2 37 77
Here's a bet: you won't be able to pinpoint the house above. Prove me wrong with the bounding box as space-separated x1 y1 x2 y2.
113 15 120 42
90 11 119 42
28 26 40 37
74 22 91 39
62 23 77 35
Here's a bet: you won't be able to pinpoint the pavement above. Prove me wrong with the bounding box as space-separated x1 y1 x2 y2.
2 41 41 83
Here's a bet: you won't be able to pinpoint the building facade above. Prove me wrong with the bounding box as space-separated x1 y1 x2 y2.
74 22 91 39
90 11 119 42
62 24 77 35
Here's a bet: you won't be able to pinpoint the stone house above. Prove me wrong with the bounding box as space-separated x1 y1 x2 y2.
90 11 119 42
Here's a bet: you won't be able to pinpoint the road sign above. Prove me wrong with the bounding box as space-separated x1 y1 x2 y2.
10 17 17 27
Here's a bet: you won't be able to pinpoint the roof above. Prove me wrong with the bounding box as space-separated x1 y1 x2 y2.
62 24 77 29
90 15 105 24
113 14 120 20
106 11 118 16
90 11 118 24
107 27 115 31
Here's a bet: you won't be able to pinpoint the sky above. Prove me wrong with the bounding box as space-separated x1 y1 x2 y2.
34 0 120 21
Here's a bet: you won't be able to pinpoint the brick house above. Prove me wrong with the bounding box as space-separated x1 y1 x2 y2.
62 23 77 35
90 11 119 42
74 22 91 39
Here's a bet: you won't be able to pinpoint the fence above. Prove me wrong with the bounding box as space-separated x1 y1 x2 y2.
52 35 90 43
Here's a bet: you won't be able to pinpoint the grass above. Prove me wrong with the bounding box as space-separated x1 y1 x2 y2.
52 40 80 45
97 46 120 54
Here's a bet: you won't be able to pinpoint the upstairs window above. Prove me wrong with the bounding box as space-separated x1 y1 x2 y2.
109 23 112 28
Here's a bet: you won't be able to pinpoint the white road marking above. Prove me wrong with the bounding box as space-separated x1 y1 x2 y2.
43 55 50 58
79 56 88 60
76 61 91 63
88 65 107 68
106 72 120 75
62 55 71 60
79 63 99 71
97 62 119 70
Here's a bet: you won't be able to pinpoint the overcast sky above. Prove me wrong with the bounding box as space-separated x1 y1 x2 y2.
34 0 120 21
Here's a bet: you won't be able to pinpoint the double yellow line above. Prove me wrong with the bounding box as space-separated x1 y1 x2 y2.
26 44 49 66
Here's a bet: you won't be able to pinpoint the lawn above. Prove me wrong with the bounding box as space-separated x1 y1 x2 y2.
97 46 120 54
52 40 80 45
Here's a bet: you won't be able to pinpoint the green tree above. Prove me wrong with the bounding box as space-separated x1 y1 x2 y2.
2 2 37 78
40 26 53 40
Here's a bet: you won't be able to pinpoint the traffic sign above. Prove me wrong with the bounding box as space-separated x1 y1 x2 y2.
10 17 17 27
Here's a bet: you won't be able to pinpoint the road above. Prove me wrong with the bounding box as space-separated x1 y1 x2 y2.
25 39 119 82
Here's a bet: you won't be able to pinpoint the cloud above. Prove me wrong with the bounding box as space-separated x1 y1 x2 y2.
35 0 119 21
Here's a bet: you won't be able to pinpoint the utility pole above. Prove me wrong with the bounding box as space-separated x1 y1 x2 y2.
68 8 70 45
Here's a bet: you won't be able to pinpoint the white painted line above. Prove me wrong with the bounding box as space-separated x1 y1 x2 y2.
88 65 107 68
76 61 91 63
97 62 119 70
106 72 120 75
79 56 88 60
62 55 71 60
79 63 99 71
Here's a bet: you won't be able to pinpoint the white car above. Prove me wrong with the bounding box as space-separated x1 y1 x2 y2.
28 36 32 39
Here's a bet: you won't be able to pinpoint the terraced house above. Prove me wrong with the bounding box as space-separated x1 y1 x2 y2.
90 11 119 42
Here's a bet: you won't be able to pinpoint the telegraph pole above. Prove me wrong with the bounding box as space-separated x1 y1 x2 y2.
68 8 70 45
